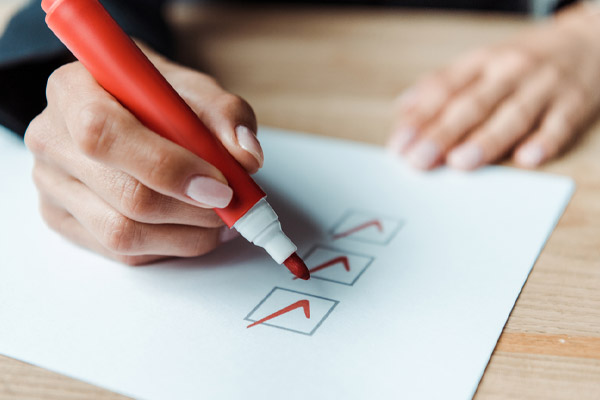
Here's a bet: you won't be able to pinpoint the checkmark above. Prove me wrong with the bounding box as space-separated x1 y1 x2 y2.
332 219 383 240
245 287 339 335
246 300 310 328
330 212 403 245
293 256 350 280
300 246 374 286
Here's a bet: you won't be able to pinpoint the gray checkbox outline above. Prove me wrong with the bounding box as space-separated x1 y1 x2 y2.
302 245 375 286
244 287 339 336
329 209 405 245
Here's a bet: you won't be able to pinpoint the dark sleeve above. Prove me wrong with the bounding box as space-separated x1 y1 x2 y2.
554 0 579 11
0 0 172 137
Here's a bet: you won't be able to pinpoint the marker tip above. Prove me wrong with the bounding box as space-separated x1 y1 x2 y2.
283 253 310 280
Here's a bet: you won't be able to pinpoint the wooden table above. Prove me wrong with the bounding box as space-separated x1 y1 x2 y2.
1 1 599 399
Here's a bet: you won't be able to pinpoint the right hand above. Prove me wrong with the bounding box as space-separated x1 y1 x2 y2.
25 49 263 265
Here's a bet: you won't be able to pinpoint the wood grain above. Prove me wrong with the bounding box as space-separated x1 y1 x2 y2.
1 1 599 399
497 333 600 359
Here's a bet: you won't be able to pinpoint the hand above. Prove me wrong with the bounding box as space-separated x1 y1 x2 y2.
388 4 600 170
25 46 263 265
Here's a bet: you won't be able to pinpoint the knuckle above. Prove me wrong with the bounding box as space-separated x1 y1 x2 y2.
479 129 503 150
38 200 57 229
73 102 120 159
220 93 245 109
118 176 160 221
31 162 45 189
502 49 533 73
146 148 179 186
429 112 459 141
437 119 461 141
452 95 487 121
101 213 140 254
446 97 471 119
187 229 218 257
46 62 83 101
46 64 71 97
203 211 225 228
546 114 570 139
24 115 48 155
469 91 493 114
38 200 72 238
503 102 531 129
219 93 256 119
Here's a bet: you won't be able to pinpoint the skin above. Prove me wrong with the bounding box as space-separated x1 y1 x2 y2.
389 4 600 170
25 46 262 265
26 4 600 264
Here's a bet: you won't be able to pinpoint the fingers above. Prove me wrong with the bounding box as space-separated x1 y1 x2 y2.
26 114 223 227
161 67 263 174
399 49 534 169
447 65 560 169
390 49 489 150
27 59 256 265
184 89 263 174
46 63 233 209
33 160 224 259
404 70 515 169
388 44 590 171
38 193 103 255
514 86 587 167
39 196 166 265
42 202 178 266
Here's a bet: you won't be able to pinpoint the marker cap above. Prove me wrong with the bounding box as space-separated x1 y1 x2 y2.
233 198 297 264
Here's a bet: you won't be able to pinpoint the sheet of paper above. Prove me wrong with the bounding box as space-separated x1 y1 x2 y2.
0 126 574 400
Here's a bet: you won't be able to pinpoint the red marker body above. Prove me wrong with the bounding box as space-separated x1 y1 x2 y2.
42 0 309 279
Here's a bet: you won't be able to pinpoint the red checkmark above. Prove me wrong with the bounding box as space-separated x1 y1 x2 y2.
246 300 310 328
333 219 383 240
293 256 350 280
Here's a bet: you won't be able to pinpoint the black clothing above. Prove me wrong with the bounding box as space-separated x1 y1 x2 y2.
0 0 170 135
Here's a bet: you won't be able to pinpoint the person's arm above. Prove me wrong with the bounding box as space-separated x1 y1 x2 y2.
0 0 172 136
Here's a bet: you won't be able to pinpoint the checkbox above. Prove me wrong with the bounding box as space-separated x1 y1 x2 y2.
245 287 338 335
301 245 374 286
330 210 403 245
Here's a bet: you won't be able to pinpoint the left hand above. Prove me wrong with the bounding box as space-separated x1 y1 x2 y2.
388 3 600 170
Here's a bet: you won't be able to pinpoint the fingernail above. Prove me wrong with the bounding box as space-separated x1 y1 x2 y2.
236 125 263 168
186 176 233 208
447 143 483 170
407 140 441 169
218 225 239 243
516 145 545 167
387 127 416 154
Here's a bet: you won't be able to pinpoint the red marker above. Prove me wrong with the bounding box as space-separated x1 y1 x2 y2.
41 0 310 280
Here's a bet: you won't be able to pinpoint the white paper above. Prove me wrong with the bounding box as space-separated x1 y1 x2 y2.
0 126 574 400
